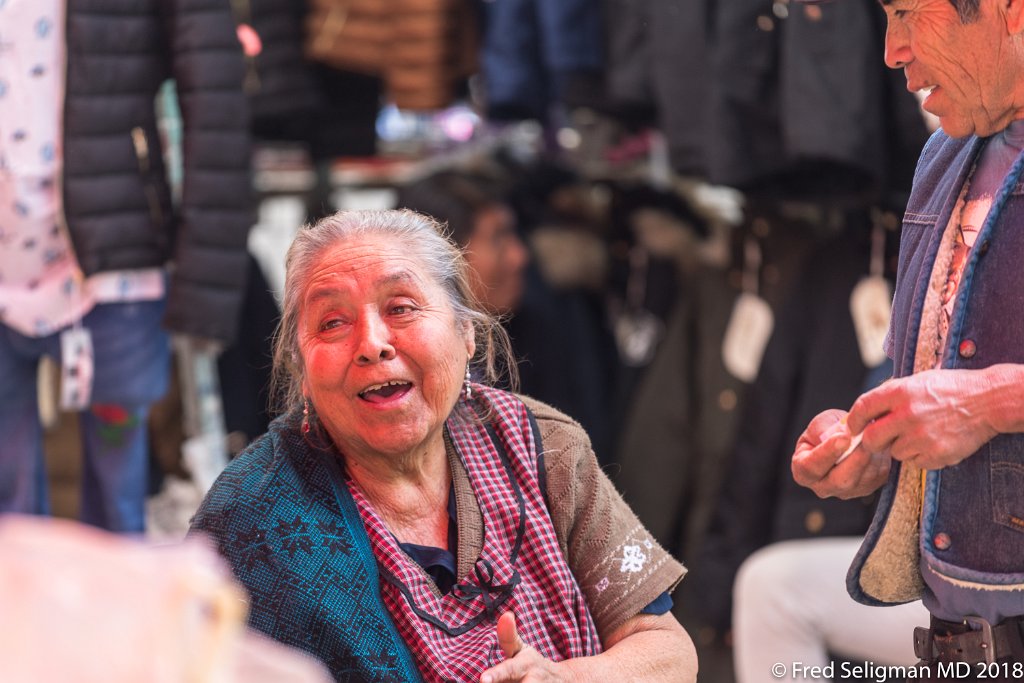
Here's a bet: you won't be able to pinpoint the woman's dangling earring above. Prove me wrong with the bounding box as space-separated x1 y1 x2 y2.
302 398 311 434
464 365 472 400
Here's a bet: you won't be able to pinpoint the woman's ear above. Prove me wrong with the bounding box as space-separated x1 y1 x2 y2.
463 321 476 360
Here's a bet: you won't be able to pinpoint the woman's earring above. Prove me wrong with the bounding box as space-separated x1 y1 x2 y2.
302 398 311 434
464 366 472 400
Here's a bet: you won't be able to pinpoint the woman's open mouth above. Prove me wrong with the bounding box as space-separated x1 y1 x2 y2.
358 380 412 404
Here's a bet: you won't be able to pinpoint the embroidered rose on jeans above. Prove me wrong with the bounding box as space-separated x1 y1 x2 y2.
620 545 647 573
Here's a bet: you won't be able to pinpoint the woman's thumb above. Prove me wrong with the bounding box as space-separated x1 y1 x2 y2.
496 611 523 658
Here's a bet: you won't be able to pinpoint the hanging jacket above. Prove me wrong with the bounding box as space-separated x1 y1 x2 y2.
692 222 896 631
709 0 927 201
605 0 711 176
64 0 253 343
241 0 323 127
305 0 478 111
479 0 603 120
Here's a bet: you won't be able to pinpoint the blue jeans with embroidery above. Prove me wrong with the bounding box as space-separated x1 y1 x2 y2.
0 300 170 532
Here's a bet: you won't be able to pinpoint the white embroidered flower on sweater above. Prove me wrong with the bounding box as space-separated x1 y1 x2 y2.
620 545 647 573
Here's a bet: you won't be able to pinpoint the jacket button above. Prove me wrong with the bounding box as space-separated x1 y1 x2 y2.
959 339 977 359
934 532 952 550
978 240 990 255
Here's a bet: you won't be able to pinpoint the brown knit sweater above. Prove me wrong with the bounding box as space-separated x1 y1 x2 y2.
447 395 686 638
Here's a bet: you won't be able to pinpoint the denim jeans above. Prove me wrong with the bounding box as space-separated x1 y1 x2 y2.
0 300 170 532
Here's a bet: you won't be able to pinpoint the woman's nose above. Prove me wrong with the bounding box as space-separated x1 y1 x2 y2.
353 314 396 365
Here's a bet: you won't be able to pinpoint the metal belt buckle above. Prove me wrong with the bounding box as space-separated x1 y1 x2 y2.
965 615 996 665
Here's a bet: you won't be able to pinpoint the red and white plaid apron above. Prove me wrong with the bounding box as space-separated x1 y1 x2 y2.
347 385 601 681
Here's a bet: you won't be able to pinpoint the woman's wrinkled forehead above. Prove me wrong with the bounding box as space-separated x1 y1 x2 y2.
299 235 444 304
309 232 412 273
303 268 423 306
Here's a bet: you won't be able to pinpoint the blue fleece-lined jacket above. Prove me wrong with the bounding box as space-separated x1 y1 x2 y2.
848 129 1024 607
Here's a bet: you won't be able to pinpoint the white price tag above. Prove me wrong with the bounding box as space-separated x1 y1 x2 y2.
850 276 892 368
834 431 864 465
614 309 664 367
59 327 94 411
722 292 774 382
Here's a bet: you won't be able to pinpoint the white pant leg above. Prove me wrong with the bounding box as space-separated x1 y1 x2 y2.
733 537 929 683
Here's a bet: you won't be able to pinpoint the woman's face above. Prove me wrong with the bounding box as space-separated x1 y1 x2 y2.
463 205 529 315
297 234 475 463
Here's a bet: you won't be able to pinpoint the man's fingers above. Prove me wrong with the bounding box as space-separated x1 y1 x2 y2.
792 409 852 487
848 383 896 435
793 431 850 487
496 611 523 659
802 409 849 446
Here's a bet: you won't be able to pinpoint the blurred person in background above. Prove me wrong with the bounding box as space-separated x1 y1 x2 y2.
396 167 616 461
733 537 928 682
396 170 529 318
792 0 1024 673
190 209 697 681
0 0 252 532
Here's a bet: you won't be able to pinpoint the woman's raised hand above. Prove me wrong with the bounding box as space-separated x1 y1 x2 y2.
479 612 575 683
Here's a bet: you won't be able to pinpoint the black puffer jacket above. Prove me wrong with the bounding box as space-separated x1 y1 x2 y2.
63 0 252 343
244 0 322 127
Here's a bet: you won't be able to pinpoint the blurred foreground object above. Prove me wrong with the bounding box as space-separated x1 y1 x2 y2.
0 516 331 683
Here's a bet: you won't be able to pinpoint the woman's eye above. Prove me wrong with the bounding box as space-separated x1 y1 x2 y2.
319 317 342 331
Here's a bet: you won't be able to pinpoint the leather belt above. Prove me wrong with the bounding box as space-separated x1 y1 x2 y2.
914 615 1024 665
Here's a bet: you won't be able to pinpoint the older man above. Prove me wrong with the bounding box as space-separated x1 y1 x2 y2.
791 0 1024 673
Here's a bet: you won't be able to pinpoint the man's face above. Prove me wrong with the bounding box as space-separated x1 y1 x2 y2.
882 0 1023 137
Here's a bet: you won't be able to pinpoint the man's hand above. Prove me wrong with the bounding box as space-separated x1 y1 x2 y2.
480 612 575 683
846 368 1003 471
792 409 891 499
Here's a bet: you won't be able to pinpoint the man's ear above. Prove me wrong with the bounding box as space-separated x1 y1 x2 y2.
1006 0 1024 35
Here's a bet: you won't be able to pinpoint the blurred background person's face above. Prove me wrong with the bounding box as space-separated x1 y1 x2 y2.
463 205 529 315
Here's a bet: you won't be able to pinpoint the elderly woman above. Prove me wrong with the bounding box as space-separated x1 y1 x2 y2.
190 210 697 682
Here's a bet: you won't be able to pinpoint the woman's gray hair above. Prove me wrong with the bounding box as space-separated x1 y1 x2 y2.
271 208 517 413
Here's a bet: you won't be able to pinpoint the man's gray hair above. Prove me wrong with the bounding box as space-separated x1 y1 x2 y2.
879 0 979 21
944 0 979 21
271 208 516 412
